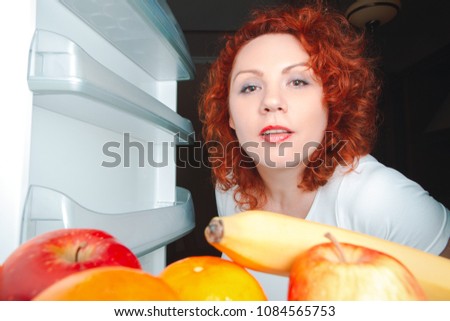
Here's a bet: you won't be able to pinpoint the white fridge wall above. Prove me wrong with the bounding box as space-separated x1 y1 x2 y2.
0 2 35 263
28 106 173 213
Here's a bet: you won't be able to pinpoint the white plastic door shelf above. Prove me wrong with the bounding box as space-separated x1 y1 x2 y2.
59 0 194 81
28 29 194 145
22 185 195 257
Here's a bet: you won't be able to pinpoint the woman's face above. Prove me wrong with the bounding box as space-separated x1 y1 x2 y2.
228 33 328 169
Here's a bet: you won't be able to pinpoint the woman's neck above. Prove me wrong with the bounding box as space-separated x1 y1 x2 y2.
256 165 316 219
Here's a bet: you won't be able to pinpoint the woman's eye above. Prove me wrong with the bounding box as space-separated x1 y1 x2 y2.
290 79 308 87
240 85 259 93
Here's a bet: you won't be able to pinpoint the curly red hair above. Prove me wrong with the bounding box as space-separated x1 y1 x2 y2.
198 3 381 210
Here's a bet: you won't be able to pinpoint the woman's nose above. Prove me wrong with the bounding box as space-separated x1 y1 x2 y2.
260 87 287 113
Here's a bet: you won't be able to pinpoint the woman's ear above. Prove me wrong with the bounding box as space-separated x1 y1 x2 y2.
229 115 235 130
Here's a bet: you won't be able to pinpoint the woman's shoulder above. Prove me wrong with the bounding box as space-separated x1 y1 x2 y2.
333 154 449 254
335 154 435 211
338 154 409 185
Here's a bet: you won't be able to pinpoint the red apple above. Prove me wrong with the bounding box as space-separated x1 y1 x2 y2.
0 264 3 291
0 228 141 300
288 233 426 300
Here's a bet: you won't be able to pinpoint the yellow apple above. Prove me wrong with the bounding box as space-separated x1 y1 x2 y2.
288 233 426 300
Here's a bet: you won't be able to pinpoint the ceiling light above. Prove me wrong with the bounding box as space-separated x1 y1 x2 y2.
346 0 401 30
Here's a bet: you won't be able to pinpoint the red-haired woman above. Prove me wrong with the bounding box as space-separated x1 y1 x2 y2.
198 3 450 299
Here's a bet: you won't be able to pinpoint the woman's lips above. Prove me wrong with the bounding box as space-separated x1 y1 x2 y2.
259 126 294 143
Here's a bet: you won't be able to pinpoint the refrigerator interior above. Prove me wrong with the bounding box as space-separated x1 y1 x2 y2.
16 0 196 275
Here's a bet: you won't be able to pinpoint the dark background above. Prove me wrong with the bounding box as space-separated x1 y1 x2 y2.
165 0 450 263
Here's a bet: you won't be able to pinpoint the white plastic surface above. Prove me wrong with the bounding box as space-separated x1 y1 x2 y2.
0 1 35 263
22 185 195 257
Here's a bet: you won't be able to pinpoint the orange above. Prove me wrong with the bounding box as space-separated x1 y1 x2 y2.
160 256 267 300
33 266 178 301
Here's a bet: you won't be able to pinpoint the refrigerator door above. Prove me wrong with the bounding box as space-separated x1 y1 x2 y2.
18 0 196 274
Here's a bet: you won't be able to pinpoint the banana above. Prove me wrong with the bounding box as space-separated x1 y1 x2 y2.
204 210 450 300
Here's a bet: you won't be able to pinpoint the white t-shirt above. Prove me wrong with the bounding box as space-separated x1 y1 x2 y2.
215 154 450 300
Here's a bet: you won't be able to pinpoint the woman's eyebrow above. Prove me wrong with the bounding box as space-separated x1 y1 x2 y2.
232 69 263 82
232 62 309 82
282 62 308 73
